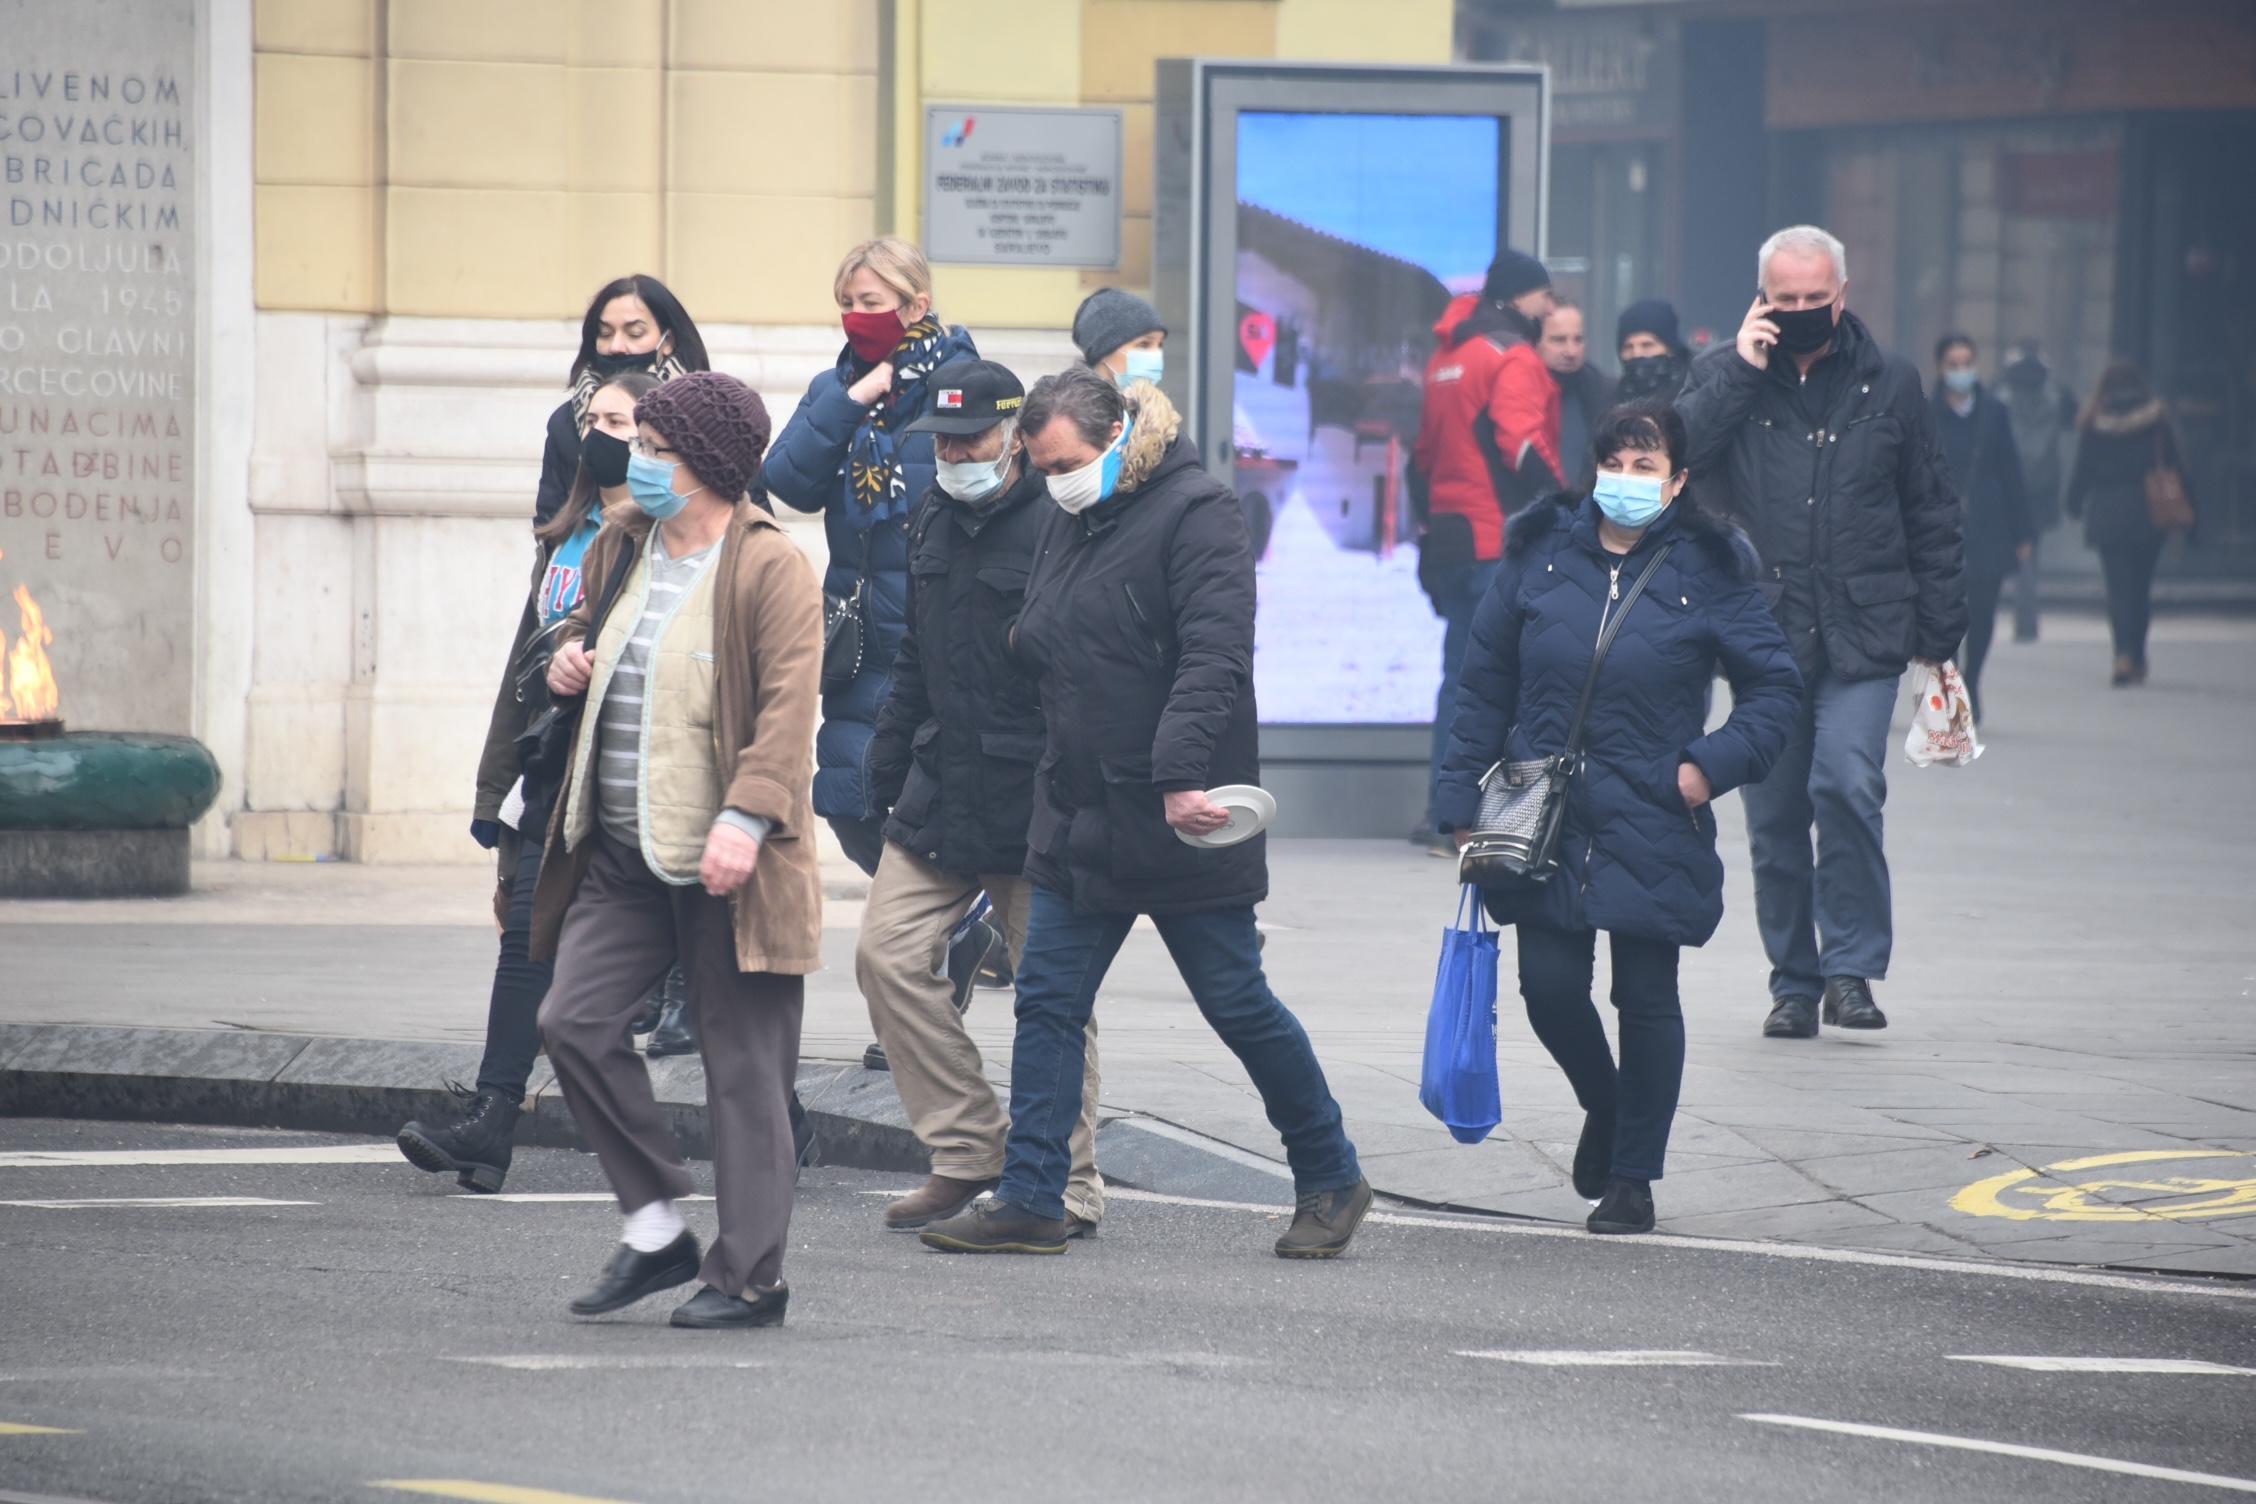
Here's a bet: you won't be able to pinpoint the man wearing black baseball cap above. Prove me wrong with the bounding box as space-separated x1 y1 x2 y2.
855 357 1106 1237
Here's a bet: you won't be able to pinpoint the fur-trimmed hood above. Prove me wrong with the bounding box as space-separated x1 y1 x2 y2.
1505 491 1762 584
1116 378 1185 494
2086 397 2166 437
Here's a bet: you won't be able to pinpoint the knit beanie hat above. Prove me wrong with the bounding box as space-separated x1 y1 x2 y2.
635 371 771 505
1071 287 1167 365
1616 298 1685 356
1480 249 1550 304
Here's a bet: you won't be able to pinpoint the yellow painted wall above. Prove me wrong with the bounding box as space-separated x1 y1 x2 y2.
253 0 1455 325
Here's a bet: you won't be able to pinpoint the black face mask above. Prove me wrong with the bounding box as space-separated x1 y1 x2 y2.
588 347 661 379
1616 352 1688 401
1769 300 1839 356
582 427 632 489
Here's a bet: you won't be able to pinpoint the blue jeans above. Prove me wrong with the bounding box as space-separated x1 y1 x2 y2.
1739 665 1900 1001
474 822 552 1100
998 887 1362 1220
1426 559 1502 828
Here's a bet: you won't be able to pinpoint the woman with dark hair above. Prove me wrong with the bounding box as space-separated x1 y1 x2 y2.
2065 359 2192 686
397 368 660 1191
536 275 711 529
1436 402 1801 1236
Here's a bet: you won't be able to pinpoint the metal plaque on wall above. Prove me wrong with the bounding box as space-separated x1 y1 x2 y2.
924 106 1122 268
0 0 197 734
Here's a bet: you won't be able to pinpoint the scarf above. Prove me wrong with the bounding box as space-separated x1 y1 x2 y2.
567 351 689 434
843 316 977 528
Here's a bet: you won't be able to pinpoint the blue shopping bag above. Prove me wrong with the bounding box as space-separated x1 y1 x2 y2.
1419 885 1502 1145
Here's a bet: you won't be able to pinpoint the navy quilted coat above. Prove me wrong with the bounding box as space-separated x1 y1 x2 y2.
1434 495 1802 946
763 338 974 820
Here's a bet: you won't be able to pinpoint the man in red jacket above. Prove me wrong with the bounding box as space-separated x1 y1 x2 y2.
1411 248 1561 848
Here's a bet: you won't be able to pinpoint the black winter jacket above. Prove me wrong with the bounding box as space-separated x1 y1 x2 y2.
1436 495 1802 946
867 466 1050 876
2065 399 2189 548
1016 408 1266 916
534 399 578 529
1932 384 2033 575
1675 312 1966 683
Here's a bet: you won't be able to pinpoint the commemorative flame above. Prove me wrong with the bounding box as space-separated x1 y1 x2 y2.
0 547 62 731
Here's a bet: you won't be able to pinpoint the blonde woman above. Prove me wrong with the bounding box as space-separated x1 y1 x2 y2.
764 238 979 879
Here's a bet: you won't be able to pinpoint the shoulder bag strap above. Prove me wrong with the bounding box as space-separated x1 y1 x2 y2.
1561 543 1673 761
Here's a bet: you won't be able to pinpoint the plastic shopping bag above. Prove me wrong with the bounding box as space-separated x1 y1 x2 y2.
1419 886 1502 1145
1903 661 1983 768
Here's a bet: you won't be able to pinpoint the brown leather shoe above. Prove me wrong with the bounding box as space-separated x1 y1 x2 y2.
883 1173 1000 1231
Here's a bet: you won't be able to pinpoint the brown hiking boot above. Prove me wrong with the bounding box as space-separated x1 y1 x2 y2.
882 1173 1000 1231
920 1198 1072 1254
1274 1177 1374 1259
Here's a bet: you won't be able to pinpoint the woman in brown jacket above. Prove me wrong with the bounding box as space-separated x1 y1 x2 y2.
532 371 825 1330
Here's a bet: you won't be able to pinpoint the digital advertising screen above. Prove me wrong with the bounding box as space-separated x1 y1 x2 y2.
1231 111 1506 726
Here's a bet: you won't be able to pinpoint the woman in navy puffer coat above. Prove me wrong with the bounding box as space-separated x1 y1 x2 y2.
1435 402 1800 1237
764 238 977 871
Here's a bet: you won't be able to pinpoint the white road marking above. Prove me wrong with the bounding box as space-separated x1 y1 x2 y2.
0 1197 316 1210
1093 1188 2256 1303
448 1355 765 1372
0 1146 399 1168
1741 1413 2256 1494
455 1194 714 1204
1949 1356 2256 1375
1459 1349 1777 1368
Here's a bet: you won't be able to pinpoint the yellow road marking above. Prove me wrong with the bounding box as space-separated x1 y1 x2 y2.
0 1422 80 1434
1952 1149 2256 1223
371 1482 636 1504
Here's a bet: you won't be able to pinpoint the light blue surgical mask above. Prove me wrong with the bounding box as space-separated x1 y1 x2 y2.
626 450 702 522
936 422 1018 505
1116 348 1163 390
1048 414 1134 515
1592 470 1670 530
1942 367 1978 395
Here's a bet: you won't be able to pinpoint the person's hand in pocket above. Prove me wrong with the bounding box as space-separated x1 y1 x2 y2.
1677 762 1713 811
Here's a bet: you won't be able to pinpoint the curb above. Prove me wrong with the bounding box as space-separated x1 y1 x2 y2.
0 1022 1295 1204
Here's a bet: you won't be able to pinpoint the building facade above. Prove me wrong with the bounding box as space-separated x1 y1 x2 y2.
3 0 1455 863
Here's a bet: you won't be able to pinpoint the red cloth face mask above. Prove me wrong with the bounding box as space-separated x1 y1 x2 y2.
842 308 906 363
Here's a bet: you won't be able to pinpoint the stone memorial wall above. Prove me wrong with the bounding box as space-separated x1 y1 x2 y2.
0 0 196 732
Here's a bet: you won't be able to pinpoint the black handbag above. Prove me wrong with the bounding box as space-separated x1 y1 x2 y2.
515 542 638 798
1458 544 1672 892
822 524 874 693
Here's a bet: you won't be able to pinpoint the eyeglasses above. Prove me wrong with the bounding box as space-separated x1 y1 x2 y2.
630 439 678 461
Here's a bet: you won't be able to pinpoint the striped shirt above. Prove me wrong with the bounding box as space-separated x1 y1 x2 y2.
595 535 721 849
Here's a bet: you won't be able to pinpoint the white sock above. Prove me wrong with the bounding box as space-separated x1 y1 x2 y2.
621 1199 686 1253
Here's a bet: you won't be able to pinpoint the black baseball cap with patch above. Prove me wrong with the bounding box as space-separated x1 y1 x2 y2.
907 358 1026 435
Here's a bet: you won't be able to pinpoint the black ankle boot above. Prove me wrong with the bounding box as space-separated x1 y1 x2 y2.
1587 1177 1655 1235
646 967 696 1057
397 1084 521 1193
1571 1111 1615 1200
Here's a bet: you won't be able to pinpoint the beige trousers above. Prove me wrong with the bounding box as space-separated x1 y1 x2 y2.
853 844 1104 1223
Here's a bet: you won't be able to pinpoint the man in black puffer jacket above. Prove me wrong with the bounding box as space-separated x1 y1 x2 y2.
1675 225 1966 1042
858 359 1104 1238
919 368 1372 1262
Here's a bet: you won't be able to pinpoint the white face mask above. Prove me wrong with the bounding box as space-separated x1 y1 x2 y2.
1046 417 1131 516
934 421 1017 504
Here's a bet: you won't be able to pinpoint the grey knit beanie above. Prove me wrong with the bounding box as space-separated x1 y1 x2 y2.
1071 287 1166 366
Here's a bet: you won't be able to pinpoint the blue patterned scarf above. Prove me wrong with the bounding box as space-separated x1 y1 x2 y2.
842 317 978 529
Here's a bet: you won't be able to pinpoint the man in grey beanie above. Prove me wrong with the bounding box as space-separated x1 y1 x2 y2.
1072 287 1168 391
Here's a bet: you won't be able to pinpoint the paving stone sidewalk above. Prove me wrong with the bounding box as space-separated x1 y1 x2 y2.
4 617 2253 1274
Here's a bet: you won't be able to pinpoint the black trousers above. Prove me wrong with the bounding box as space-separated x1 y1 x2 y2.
2099 533 2165 667
474 815 552 1100
1960 563 2007 710
1516 923 1684 1183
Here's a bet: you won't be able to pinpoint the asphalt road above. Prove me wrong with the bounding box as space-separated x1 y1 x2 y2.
2 1117 2253 1504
